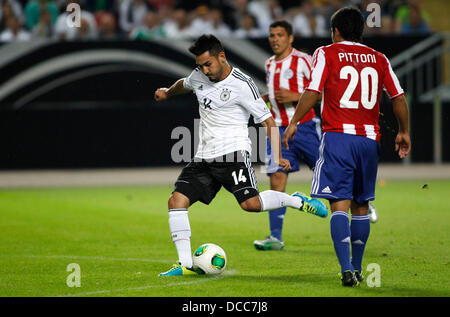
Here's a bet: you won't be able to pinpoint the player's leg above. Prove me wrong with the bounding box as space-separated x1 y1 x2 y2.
239 179 326 216
349 137 379 282
160 161 220 276
254 126 300 250
254 172 288 250
167 192 192 268
268 172 288 240
329 199 355 285
238 184 327 215
216 151 327 215
350 201 370 282
311 132 358 286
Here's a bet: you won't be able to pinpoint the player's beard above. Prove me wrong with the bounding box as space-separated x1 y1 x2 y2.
207 68 223 83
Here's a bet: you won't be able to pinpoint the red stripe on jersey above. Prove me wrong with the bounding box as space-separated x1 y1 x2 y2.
299 56 311 92
300 56 311 74
288 55 299 93
298 56 316 123
274 62 289 126
270 108 276 119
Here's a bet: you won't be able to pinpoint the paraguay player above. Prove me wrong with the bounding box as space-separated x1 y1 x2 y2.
283 7 411 286
254 20 378 252
254 20 323 251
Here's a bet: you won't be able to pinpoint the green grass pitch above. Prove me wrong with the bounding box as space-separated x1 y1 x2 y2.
0 180 449 297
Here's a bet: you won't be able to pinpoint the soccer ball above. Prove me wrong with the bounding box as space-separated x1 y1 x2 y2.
192 243 227 275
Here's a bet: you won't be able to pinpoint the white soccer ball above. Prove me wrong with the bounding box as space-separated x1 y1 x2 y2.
192 243 227 275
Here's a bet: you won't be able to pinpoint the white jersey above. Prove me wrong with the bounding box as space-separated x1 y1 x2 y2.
265 48 316 126
183 67 272 159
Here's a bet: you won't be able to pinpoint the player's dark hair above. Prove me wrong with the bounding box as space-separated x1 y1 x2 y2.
189 34 224 57
330 6 364 42
269 20 293 36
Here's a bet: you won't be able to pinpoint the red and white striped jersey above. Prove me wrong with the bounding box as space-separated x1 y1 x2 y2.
307 41 404 142
265 48 316 127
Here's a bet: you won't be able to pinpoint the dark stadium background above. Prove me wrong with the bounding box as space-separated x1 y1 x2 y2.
1 34 447 169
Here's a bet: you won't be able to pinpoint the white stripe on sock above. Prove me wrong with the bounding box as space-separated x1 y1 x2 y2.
330 211 349 219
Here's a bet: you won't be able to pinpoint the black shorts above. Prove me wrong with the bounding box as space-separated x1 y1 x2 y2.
174 150 259 205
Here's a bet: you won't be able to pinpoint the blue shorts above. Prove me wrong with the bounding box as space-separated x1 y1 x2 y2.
310 132 380 204
266 117 322 175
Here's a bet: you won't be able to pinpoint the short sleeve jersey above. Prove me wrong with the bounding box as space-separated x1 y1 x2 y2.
265 48 316 127
307 41 404 141
183 67 272 159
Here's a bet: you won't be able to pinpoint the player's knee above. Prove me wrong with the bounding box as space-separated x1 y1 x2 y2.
168 192 189 209
168 195 176 209
351 201 369 215
240 197 261 212
270 172 287 191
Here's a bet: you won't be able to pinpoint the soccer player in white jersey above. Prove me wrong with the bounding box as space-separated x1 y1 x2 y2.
283 7 411 286
253 20 324 251
154 34 328 276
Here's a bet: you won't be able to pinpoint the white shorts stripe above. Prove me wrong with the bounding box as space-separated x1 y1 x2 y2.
241 150 257 189
312 117 322 139
312 133 326 195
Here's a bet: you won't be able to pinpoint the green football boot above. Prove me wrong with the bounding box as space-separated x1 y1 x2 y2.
340 270 360 287
292 192 328 218
158 264 200 277
253 235 285 251
354 270 364 282
368 202 378 223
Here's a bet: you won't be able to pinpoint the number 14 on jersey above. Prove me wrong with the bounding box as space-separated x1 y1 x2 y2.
232 169 247 185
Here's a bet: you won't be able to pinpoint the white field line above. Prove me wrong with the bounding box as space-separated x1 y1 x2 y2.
0 254 173 263
1 254 235 297
56 269 237 297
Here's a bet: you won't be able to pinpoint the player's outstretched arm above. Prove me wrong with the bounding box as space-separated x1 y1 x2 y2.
154 79 191 102
262 117 291 172
392 95 411 159
283 90 320 149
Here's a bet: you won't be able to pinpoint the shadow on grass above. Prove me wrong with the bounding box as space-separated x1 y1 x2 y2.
191 273 450 297
355 285 450 297
224 273 332 285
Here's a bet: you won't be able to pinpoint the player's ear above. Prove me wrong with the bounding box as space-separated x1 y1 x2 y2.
218 51 226 64
289 34 294 44
332 27 340 42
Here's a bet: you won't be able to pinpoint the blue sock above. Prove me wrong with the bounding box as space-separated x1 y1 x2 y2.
330 211 353 274
350 215 370 273
269 207 286 241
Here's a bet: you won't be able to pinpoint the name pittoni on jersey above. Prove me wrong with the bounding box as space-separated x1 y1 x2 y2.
307 41 404 142
183 67 271 159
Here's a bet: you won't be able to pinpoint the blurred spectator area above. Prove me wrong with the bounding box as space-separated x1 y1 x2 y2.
0 0 448 42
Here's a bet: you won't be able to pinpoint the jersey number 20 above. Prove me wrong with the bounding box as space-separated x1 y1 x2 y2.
340 66 378 110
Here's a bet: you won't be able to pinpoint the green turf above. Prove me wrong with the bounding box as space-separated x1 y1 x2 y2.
0 180 449 297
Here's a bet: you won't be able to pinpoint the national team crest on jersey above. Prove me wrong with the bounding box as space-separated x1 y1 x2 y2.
220 88 231 101
283 69 294 79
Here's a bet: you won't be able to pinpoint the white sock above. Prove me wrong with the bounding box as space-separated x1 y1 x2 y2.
259 190 303 211
168 208 192 268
